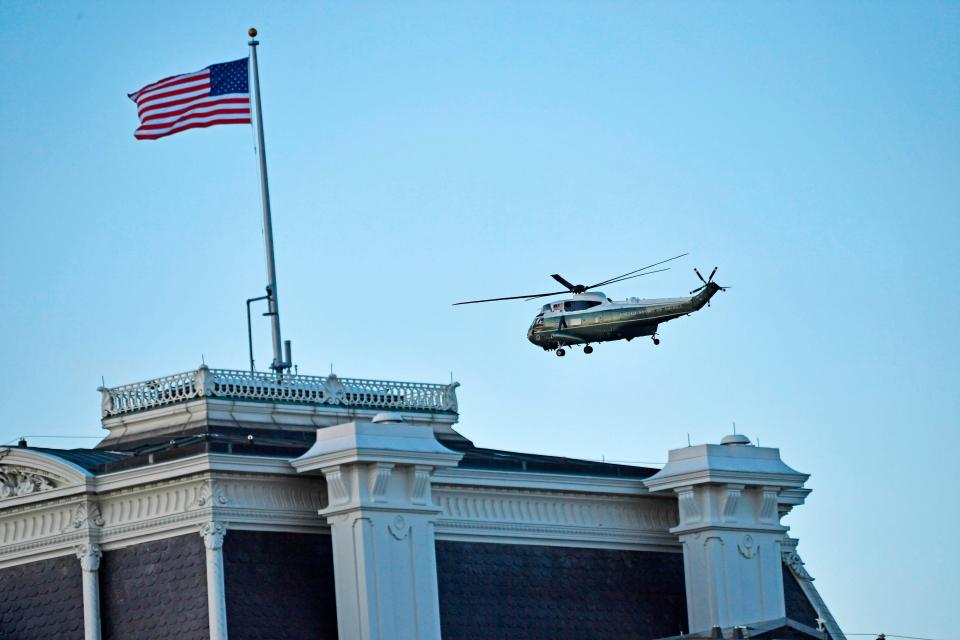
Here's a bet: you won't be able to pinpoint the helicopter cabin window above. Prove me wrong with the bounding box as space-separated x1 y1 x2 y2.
563 300 602 312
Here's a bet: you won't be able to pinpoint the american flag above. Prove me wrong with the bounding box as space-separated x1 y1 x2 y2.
128 58 251 140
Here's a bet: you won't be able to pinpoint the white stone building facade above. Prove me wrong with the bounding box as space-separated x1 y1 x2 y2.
0 366 841 640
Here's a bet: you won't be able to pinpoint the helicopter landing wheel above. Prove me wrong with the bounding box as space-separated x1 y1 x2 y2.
556 348 566 357
583 345 594 354
652 337 660 346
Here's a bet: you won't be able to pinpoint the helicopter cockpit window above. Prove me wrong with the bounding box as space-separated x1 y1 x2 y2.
563 300 602 312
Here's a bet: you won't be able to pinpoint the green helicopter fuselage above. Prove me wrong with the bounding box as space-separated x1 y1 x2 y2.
526 282 721 350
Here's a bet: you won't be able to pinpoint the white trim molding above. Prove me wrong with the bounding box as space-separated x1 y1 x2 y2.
433 483 679 551
0 450 328 569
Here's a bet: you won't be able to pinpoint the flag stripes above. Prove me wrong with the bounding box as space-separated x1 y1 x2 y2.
128 58 251 140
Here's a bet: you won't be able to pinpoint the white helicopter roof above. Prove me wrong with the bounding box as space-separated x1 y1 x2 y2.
622 295 690 306
539 292 691 315
539 291 607 313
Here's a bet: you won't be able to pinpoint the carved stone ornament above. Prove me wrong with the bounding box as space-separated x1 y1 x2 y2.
737 534 756 559
200 521 227 550
323 374 346 405
783 549 813 580
97 386 114 418
72 502 105 529
75 543 103 572
0 466 57 499
443 382 460 413
194 480 228 508
388 514 409 540
194 365 215 396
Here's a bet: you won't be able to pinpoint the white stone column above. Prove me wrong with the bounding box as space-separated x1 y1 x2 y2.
292 420 462 640
75 543 102 640
200 522 228 640
644 435 810 634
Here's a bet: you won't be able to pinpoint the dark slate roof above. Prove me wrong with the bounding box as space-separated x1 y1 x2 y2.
0 553 83 639
25 426 658 479
99 533 209 639
437 540 687 640
439 436 659 478
224 530 338 640
25 447 130 472
782 564 820 629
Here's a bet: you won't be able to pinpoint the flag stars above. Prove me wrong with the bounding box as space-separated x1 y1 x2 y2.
210 58 249 96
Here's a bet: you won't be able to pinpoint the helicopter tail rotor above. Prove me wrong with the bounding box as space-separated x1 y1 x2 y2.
689 267 729 295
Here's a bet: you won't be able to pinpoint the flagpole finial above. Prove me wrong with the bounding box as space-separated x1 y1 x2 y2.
248 27 258 38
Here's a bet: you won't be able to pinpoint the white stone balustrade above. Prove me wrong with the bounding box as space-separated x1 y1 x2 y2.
98 366 459 417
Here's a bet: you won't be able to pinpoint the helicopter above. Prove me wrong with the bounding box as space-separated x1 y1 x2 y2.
454 254 727 356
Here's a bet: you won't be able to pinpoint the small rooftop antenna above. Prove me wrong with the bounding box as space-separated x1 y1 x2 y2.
732 421 737 434
687 433 691 447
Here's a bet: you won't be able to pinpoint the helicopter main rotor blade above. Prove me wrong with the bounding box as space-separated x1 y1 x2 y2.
689 284 707 295
707 267 718 282
550 274 578 291
694 267 707 284
593 268 670 288
453 290 570 306
588 253 688 289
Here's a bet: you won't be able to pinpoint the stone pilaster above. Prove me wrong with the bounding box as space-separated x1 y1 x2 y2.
200 521 228 640
75 543 102 640
644 435 809 634
292 420 462 640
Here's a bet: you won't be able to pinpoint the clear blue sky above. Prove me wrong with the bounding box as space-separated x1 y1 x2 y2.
2 2 957 635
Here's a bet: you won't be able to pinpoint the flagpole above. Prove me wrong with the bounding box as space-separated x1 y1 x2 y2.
247 28 289 374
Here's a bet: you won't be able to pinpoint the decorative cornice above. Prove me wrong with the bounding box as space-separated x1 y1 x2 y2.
0 472 325 567
433 484 679 550
433 467 653 496
0 449 687 566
